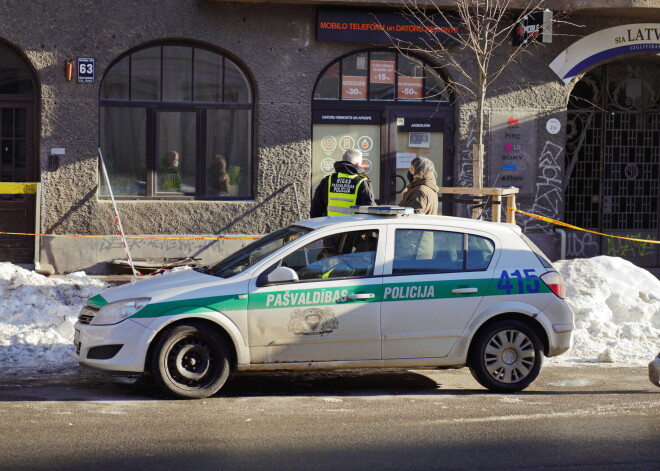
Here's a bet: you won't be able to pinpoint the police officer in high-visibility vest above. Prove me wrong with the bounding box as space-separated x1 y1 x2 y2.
311 149 376 217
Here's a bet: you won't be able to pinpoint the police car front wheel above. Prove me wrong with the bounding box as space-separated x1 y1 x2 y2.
152 322 231 399
468 319 543 393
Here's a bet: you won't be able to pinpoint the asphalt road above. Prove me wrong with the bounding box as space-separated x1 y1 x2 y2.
0 365 658 471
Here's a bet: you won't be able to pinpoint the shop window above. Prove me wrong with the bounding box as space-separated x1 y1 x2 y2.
313 50 448 103
100 42 253 199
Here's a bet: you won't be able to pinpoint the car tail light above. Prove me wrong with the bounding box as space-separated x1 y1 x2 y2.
540 271 566 298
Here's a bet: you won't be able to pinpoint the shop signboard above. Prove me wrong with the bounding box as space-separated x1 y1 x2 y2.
550 23 660 84
317 10 460 46
396 118 444 133
489 111 537 196
512 10 552 45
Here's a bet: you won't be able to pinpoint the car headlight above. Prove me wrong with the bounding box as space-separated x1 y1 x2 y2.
90 298 151 325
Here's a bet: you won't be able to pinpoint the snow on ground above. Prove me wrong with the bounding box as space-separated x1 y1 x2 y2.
550 256 659 365
0 256 658 374
0 263 108 374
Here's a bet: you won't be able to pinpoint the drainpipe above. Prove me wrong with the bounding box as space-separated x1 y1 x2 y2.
555 228 567 260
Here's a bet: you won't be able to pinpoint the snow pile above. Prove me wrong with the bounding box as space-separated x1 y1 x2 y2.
551 256 659 365
0 256 658 374
0 263 107 373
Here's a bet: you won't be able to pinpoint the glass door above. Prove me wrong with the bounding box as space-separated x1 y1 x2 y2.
311 110 381 199
386 108 448 212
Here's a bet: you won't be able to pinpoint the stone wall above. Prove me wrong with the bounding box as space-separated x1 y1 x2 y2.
0 0 658 272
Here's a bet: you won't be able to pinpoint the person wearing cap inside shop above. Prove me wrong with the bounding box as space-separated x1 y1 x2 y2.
311 148 376 218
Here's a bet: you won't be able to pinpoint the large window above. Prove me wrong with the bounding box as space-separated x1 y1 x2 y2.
314 50 448 102
100 43 253 199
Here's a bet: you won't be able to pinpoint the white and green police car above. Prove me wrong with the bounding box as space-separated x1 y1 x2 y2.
74 206 574 398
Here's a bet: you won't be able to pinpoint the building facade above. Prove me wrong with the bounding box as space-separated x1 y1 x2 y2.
0 0 658 274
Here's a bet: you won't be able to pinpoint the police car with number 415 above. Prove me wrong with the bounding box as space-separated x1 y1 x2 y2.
74 206 574 398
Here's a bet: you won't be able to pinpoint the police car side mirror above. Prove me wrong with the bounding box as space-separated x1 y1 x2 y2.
261 266 299 286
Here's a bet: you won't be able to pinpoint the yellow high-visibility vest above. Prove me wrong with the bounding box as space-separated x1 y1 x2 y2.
327 172 366 216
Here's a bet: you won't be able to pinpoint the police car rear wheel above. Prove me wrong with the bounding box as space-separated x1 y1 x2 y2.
152 323 230 399
468 319 543 393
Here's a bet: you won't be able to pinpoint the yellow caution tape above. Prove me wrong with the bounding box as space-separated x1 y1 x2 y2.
0 182 38 194
509 208 660 245
6 209 655 246
0 231 258 241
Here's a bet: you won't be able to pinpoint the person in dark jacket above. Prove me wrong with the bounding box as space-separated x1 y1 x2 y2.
399 156 439 215
310 149 376 218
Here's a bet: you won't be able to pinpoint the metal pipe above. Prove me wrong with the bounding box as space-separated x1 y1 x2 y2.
555 228 567 260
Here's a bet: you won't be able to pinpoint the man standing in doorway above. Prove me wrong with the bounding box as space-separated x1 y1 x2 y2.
311 149 376 218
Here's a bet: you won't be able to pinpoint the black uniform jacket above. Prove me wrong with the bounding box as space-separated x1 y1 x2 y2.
310 161 376 218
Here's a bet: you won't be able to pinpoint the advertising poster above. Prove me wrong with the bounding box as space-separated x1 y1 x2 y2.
397 76 423 100
370 60 395 84
312 121 380 199
489 111 537 195
342 76 367 100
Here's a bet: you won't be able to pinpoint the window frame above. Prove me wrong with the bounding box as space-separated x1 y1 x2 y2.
99 41 254 201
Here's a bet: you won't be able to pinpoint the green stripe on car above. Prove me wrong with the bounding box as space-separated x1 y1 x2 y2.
125 277 551 319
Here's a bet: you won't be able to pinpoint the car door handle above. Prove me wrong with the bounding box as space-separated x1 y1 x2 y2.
346 293 376 300
451 287 478 294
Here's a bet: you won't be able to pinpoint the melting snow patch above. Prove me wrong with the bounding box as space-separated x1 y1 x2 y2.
551 256 660 366
321 397 344 403
547 378 597 387
0 263 107 373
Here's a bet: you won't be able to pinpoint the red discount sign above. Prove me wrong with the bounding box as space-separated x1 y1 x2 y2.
342 76 367 100
370 60 395 84
397 76 423 100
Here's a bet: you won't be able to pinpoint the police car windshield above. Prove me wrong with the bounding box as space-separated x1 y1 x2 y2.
201 225 313 278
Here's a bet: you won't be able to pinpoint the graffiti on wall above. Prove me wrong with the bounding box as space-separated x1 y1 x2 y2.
567 232 599 258
458 123 476 188
607 235 656 258
98 237 197 254
521 141 564 233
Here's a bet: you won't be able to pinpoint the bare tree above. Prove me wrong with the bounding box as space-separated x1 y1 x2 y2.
385 0 568 215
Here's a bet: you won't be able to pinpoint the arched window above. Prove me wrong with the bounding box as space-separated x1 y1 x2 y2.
100 42 253 199
0 43 34 95
314 50 448 102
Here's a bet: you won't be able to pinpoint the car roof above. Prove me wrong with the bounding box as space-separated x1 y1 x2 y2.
295 213 521 236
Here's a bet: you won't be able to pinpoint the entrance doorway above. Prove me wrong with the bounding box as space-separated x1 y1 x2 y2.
565 59 660 269
0 43 37 264
312 49 453 209
387 108 450 209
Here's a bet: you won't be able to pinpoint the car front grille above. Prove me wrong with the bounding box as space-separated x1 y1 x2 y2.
87 344 123 360
78 305 99 325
